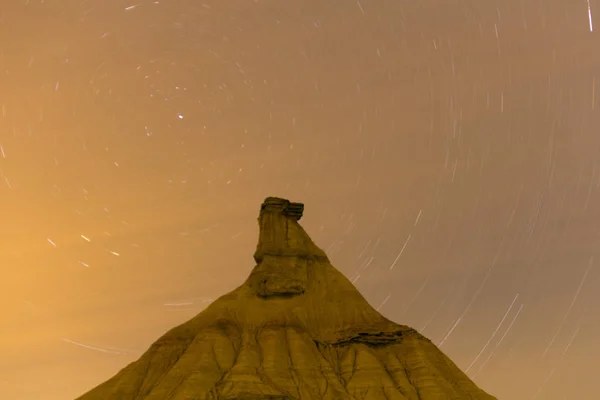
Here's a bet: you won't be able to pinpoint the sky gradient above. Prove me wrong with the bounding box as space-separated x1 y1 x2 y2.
2 0 600 399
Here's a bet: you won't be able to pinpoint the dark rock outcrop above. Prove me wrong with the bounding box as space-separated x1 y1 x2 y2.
77 196 497 400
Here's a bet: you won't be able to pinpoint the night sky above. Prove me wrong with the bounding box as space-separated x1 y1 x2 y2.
1 0 600 399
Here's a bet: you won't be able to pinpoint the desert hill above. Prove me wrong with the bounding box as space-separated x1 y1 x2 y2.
77 197 496 400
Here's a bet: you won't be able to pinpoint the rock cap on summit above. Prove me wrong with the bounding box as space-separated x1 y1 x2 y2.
253 196 327 264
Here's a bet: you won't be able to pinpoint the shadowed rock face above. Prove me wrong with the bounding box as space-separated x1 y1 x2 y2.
77 196 497 400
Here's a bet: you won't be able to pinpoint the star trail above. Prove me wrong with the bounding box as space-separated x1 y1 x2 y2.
1 0 600 399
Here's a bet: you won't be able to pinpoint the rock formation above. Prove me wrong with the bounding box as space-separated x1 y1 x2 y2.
77 197 497 400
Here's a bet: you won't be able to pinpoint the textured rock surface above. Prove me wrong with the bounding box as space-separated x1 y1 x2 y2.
77 197 497 400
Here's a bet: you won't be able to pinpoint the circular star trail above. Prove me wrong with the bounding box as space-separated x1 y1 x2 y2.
1 1 599 399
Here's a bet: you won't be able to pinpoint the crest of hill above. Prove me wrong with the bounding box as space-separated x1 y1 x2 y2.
77 196 497 400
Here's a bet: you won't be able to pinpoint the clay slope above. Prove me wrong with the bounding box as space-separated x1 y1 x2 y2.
77 197 497 400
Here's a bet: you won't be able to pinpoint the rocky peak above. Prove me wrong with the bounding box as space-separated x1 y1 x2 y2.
76 196 497 400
